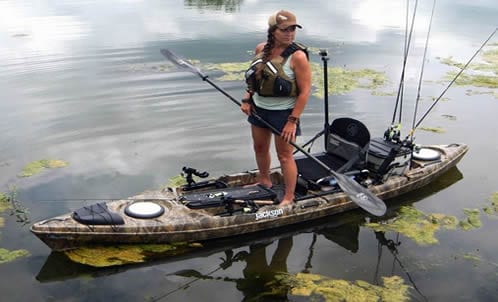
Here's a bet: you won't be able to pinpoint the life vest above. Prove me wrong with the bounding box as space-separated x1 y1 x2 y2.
245 42 308 97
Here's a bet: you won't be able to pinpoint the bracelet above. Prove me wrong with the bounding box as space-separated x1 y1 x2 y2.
287 116 299 124
241 98 251 104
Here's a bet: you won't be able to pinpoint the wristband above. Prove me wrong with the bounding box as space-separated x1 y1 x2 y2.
241 98 251 104
287 116 299 124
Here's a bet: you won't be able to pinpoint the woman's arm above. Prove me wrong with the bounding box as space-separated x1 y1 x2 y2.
290 50 312 119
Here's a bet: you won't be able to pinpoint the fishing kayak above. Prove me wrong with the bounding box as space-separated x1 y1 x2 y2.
30 142 468 251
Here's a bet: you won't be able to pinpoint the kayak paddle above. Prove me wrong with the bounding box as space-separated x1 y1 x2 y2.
160 48 387 216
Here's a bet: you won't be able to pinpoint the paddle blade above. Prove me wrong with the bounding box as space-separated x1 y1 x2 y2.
160 49 206 79
332 172 386 216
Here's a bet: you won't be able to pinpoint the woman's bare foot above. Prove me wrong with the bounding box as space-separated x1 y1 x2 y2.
279 199 294 207
243 182 272 188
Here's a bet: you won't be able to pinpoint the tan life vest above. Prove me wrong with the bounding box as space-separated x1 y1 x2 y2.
245 42 308 97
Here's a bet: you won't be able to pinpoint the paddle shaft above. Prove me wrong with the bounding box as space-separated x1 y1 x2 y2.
202 77 343 177
160 48 386 216
202 77 386 216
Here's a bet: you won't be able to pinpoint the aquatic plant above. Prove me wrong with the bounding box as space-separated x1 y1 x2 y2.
198 57 388 98
270 273 411 302
164 174 188 189
64 242 203 267
18 159 69 177
364 205 488 246
0 193 11 214
459 208 482 230
438 46 498 99
0 248 30 265
364 206 458 245
419 127 445 134
483 192 498 216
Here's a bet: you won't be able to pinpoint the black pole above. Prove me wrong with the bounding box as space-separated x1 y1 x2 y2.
320 49 329 150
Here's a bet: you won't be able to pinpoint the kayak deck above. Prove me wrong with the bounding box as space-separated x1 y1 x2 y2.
30 143 468 251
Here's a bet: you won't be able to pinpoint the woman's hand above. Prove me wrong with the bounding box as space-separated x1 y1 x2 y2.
281 121 297 143
241 102 253 115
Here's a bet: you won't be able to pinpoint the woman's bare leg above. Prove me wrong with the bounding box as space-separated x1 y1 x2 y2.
251 125 273 188
275 135 297 205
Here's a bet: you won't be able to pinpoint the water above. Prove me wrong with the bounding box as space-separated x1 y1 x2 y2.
1 0 497 301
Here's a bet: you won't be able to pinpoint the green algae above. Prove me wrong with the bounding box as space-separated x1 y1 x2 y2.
64 242 203 267
0 193 11 214
311 64 387 98
483 192 498 215
459 208 482 230
270 273 411 302
419 126 445 134
165 174 188 189
438 46 498 99
364 205 488 246
197 58 388 98
462 252 481 262
0 192 12 228
18 159 69 177
364 206 458 245
0 248 30 264
18 159 68 177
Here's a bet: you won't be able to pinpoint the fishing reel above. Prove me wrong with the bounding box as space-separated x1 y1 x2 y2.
180 166 227 192
182 166 209 187
384 124 401 143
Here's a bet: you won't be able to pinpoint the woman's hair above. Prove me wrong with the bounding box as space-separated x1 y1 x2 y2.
255 25 277 80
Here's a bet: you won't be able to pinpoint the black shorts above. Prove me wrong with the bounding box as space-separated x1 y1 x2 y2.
247 105 301 136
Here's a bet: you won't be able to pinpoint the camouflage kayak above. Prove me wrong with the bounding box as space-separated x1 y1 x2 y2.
30 143 468 251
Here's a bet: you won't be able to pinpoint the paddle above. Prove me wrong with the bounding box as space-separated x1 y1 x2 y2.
160 49 387 216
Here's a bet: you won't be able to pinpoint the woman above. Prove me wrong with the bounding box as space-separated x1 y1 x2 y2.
241 10 311 206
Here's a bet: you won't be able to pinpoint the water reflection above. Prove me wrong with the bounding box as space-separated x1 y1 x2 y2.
184 0 244 12
36 168 462 301
374 231 428 302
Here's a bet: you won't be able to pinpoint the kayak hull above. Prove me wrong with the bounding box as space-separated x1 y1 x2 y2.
31 143 468 251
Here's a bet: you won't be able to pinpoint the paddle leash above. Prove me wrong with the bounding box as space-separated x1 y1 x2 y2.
160 49 386 216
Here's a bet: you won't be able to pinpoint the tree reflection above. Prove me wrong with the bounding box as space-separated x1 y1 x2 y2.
184 0 244 12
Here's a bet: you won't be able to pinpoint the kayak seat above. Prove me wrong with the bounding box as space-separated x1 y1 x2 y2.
180 184 277 209
296 118 370 185
72 202 125 225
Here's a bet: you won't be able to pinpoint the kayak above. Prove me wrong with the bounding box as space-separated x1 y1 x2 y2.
30 141 468 251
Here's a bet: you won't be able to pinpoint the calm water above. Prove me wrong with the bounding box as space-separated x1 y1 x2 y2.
1 0 497 301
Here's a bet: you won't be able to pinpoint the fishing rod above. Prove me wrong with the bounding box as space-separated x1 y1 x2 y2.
410 0 437 141
388 0 419 140
408 27 497 138
160 49 387 217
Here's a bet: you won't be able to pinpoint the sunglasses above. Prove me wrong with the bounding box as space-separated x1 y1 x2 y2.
277 25 297 33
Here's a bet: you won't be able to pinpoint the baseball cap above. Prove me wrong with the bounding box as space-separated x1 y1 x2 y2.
268 10 302 29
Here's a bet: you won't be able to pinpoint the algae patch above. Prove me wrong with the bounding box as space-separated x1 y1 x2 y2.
0 248 30 264
438 46 498 99
0 192 12 227
365 206 487 246
419 127 445 134
64 242 203 267
459 208 482 230
18 159 69 177
196 58 388 98
0 193 11 214
364 206 459 245
483 192 498 216
271 273 411 302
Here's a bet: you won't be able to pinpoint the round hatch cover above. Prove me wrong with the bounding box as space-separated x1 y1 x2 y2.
125 201 165 219
413 148 441 161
